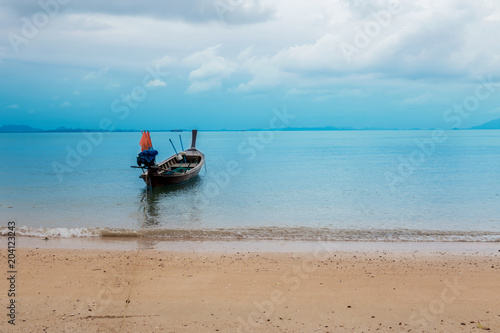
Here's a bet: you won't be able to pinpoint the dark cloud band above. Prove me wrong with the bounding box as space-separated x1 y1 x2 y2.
2 0 275 25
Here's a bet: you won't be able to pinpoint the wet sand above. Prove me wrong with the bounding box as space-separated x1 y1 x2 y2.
12 235 500 253
2 243 499 332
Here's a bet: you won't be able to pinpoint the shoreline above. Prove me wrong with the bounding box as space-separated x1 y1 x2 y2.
14 235 500 253
2 247 499 332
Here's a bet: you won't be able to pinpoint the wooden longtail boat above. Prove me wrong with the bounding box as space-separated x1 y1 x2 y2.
133 130 205 188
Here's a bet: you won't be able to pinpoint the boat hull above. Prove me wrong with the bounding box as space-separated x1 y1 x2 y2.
141 164 203 188
140 148 205 189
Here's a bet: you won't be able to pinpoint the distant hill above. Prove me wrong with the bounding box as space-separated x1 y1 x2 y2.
0 125 138 133
6 122 498 133
246 126 400 131
0 125 43 133
43 126 123 133
470 118 500 130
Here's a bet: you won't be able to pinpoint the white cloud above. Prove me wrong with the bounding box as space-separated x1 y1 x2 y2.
400 93 432 105
6 104 19 109
189 61 235 81
234 55 293 93
1 0 500 114
145 79 167 87
156 55 176 67
184 45 238 94
60 102 71 108
186 80 222 94
223 0 500 93
73 90 81 95
83 66 109 80
5 0 498 94
183 45 221 67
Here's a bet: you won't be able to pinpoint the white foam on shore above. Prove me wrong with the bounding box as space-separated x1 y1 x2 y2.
1 226 101 238
2 225 500 242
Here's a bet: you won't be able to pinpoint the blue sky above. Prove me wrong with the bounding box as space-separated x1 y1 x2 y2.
1 0 500 130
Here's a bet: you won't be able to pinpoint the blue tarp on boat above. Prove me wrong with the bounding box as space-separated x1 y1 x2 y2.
137 149 158 167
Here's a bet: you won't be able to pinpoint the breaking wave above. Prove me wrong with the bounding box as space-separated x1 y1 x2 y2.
2 226 500 242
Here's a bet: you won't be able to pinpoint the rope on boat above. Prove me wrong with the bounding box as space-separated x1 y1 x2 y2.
120 177 149 330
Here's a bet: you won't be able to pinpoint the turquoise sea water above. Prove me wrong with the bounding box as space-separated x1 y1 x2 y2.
1 130 499 241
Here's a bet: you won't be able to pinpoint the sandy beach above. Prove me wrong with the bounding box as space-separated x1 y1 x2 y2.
1 241 499 333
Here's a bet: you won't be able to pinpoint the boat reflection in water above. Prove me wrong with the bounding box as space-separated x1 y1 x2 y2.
137 176 204 230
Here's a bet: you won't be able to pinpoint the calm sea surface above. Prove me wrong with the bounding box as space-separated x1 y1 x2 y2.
1 130 499 241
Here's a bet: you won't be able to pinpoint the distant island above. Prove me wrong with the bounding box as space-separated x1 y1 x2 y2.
0 125 178 133
0 125 44 133
1 118 499 133
469 118 500 130
0 125 400 132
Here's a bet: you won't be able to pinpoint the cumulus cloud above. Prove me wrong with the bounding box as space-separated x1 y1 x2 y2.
83 66 109 80
145 79 167 87
400 93 432 105
59 102 71 108
184 45 238 94
234 54 294 93
183 45 220 67
156 55 176 67
186 80 222 94
229 0 500 93
2 0 500 125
